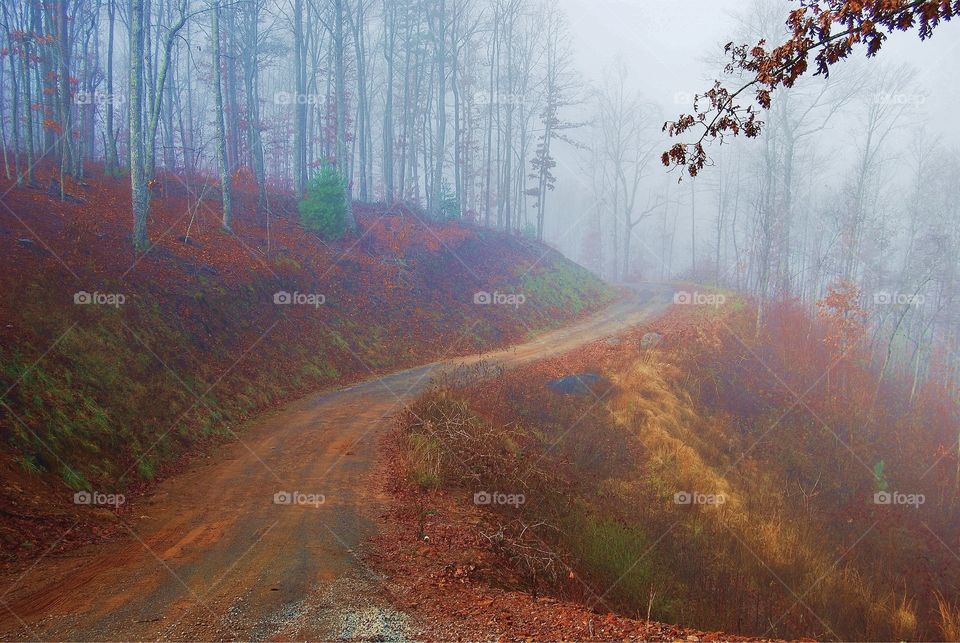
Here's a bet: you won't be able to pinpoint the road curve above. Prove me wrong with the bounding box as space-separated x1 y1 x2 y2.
0 285 672 641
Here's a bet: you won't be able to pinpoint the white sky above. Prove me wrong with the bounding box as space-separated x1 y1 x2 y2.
557 0 960 140
543 0 960 266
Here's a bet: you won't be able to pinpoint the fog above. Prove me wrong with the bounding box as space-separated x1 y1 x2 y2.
2 0 957 371
3 1 960 640
547 0 960 278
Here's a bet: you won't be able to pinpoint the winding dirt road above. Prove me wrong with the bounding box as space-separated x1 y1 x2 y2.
0 286 671 641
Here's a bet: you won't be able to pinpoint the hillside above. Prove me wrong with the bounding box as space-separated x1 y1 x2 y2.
390 293 960 641
0 164 613 560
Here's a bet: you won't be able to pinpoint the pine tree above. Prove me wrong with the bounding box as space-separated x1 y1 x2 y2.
298 163 348 240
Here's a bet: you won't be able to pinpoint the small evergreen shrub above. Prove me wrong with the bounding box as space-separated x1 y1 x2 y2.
298 163 348 240
438 181 460 220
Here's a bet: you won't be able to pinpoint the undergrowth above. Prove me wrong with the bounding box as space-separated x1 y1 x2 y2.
0 171 613 534
395 296 960 641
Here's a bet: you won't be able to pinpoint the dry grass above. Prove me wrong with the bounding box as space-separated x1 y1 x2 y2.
608 359 736 511
936 592 960 641
395 385 553 495
394 303 953 641
604 354 929 639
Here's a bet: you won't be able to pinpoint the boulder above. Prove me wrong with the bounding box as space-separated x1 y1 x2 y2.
547 372 609 396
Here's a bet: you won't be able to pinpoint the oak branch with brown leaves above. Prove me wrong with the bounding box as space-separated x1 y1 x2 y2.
663 0 960 177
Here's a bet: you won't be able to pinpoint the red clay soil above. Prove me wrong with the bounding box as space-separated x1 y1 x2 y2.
368 481 775 642
365 301 784 642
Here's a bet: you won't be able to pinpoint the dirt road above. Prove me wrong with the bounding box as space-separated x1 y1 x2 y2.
0 286 671 641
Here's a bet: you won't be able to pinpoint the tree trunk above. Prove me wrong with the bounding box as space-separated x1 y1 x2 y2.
292 0 306 194
212 0 233 230
129 0 149 249
104 0 119 175
332 0 355 231
241 0 267 218
382 0 395 203
431 0 446 216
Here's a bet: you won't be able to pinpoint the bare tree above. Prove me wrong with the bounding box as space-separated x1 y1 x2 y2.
592 61 662 280
211 0 233 230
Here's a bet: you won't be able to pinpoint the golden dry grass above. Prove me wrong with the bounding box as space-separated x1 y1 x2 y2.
600 346 922 640
936 592 960 641
395 307 942 640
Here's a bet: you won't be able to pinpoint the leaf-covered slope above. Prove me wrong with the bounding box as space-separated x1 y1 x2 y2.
0 166 613 558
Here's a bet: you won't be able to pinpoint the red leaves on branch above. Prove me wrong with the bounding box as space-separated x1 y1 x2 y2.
663 0 960 177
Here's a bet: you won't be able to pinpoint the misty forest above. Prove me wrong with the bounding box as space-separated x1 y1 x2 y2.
1 0 959 641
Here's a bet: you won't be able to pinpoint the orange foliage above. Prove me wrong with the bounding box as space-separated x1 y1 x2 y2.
816 278 867 357
664 0 960 176
42 118 62 134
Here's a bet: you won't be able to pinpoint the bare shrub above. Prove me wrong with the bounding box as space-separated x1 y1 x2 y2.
479 518 564 597
395 383 553 495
